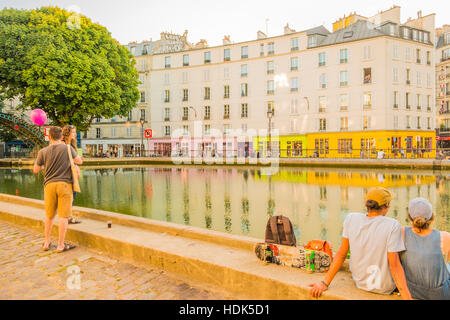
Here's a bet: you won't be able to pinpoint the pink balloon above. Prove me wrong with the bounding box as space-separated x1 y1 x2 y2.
30 109 47 126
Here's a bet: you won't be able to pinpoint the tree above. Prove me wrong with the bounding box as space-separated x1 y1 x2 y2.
0 7 140 131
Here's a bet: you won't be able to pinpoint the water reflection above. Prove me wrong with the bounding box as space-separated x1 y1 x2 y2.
0 167 449 249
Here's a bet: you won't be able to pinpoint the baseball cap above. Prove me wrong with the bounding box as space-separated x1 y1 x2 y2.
365 187 394 206
408 198 432 220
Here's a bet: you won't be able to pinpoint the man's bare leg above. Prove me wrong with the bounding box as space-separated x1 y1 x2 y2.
43 217 53 250
56 218 69 251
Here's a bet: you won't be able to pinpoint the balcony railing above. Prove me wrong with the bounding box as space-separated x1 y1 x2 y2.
267 70 274 74
267 90 274 95
406 105 411 110
393 104 398 109
204 115 210 120
164 117 170 122
182 116 188 121
406 80 411 85
223 115 230 119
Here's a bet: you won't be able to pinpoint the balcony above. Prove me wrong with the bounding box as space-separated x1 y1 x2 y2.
406 105 411 110
182 116 188 121
223 115 230 120
340 106 348 111
427 107 432 112
417 106 421 111
363 104 372 110
290 66 298 71
164 117 170 122
318 108 327 113
290 88 298 92
340 58 348 64
183 62 189 67
241 55 248 59
291 46 299 52
204 96 210 100
241 73 248 77
267 70 274 74
224 94 230 99
406 80 411 85
318 62 326 67
268 50 274 56
224 57 230 62
393 104 398 109
267 90 274 95
417 59 421 64
182 97 188 102
204 115 210 120
340 81 348 87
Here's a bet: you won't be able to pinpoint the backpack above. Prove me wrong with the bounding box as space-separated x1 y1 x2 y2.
304 240 333 261
265 215 297 247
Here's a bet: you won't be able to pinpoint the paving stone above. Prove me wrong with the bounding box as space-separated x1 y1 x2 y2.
0 220 232 300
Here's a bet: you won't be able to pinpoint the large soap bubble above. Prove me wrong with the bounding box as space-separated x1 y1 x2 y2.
30 109 47 126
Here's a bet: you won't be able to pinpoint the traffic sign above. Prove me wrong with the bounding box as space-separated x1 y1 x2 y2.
44 126 50 141
144 129 152 138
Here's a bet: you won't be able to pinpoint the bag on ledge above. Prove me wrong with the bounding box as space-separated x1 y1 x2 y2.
304 239 333 261
265 215 296 247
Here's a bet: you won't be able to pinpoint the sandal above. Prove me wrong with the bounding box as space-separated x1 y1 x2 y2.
68 216 82 224
56 243 77 253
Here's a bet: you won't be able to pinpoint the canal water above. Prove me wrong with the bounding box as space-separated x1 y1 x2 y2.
0 166 448 249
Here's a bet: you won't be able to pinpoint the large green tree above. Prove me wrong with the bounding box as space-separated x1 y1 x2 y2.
0 7 140 131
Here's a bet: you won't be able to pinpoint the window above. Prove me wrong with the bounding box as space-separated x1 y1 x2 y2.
424 32 429 43
315 138 329 155
161 90 169 103
260 44 264 56
308 36 317 48
183 54 189 66
403 27 410 39
413 30 418 41
340 71 348 86
183 125 189 136
406 92 411 109
427 95 431 111
363 116 371 129
224 48 230 61
204 87 210 100
363 92 372 109
319 96 327 113
126 127 132 137
363 46 371 60
318 52 326 66
140 91 146 103
340 117 348 131
393 91 398 109
319 119 327 131
340 49 348 63
389 24 395 36
393 67 398 82
182 89 188 101
268 42 274 55
164 126 171 137
340 94 348 111
224 85 230 98
182 107 189 120
203 125 210 136
223 124 231 135
291 38 299 51
96 128 101 138
241 64 248 77
127 111 133 121
165 56 171 68
416 49 421 63
417 94 421 110
241 46 248 59
204 51 211 64
267 80 274 95
427 117 431 129
241 103 248 118
139 74 145 85
140 109 146 120
393 44 399 59
164 108 170 121
204 106 210 120
320 73 326 89
267 61 274 74
290 57 298 71
224 105 230 119
241 83 248 97
267 101 274 115
417 116 421 129
426 51 431 65
338 139 352 154
406 68 411 84
290 78 298 92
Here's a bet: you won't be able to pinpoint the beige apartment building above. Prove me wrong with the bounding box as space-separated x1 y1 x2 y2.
149 6 436 159
81 6 437 159
435 25 450 150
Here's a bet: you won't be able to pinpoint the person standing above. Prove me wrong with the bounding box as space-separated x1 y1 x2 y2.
400 198 449 300
309 187 412 299
33 126 82 252
62 125 82 224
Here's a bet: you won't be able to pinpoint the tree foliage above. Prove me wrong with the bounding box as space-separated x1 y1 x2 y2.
0 7 140 131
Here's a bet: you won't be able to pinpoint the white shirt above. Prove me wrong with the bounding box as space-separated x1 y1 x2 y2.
343 213 405 294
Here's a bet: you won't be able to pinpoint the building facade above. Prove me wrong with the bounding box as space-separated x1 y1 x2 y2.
149 6 436 159
435 25 450 150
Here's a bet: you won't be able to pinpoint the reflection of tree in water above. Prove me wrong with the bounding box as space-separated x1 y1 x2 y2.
183 181 190 225
241 198 250 234
165 175 172 222
205 177 212 229
224 195 232 232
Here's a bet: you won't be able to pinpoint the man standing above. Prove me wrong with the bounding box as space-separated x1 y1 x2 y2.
33 126 82 252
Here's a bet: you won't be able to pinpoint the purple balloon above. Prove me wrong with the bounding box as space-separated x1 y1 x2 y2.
30 109 47 126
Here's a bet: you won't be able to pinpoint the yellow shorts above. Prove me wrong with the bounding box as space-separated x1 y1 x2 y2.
44 182 73 219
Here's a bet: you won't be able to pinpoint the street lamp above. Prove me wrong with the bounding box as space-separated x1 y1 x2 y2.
267 110 273 158
140 117 145 157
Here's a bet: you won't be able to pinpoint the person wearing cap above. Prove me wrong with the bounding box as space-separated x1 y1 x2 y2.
400 198 449 300
309 187 412 299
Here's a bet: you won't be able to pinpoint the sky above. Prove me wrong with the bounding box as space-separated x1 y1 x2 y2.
1 0 449 46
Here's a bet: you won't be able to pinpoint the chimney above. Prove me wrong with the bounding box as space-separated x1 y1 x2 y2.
417 11 422 18
222 35 231 45
257 30 267 39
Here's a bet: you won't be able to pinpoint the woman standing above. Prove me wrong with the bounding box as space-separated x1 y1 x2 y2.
62 125 82 224
400 198 449 300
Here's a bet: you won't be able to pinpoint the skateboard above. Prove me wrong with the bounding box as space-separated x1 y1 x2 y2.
254 242 331 273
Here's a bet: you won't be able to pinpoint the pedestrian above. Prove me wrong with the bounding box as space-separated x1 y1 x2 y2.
309 187 412 299
400 198 449 300
33 126 82 253
62 125 82 224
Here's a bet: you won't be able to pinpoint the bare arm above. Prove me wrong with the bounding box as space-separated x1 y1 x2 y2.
73 156 83 165
309 238 349 298
33 163 42 174
387 252 412 300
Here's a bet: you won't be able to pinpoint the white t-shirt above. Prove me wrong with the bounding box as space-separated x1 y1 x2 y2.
343 213 405 294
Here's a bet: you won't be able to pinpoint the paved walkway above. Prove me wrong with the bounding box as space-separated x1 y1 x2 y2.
0 220 236 300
